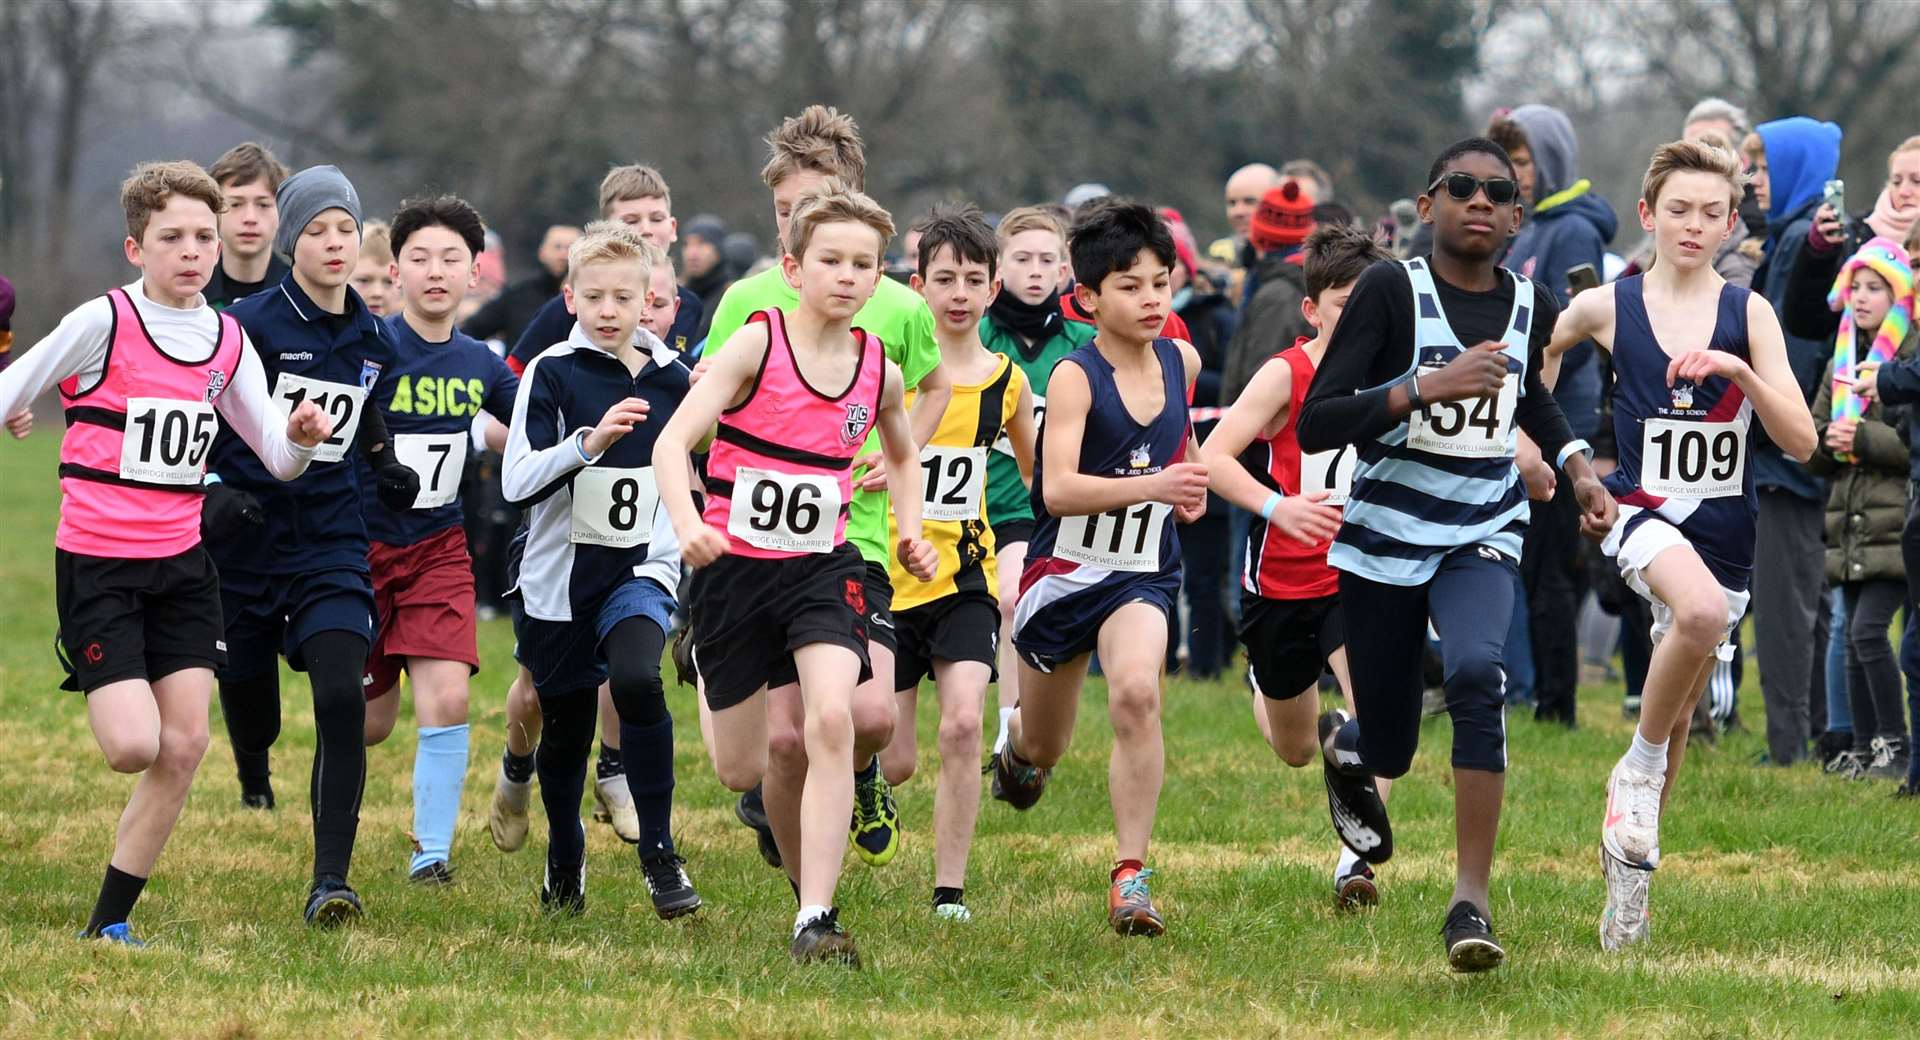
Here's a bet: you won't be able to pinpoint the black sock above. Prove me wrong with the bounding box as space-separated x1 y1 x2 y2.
932 886 964 908
218 672 281 792
302 630 370 884
621 717 676 855
536 689 597 872
502 747 535 784
84 864 147 936
595 742 623 780
855 757 878 783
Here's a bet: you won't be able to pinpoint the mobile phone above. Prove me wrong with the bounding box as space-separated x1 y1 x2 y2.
1824 178 1846 219
1566 262 1601 297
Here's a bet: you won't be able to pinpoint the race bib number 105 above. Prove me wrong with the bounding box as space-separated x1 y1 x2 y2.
121 398 217 485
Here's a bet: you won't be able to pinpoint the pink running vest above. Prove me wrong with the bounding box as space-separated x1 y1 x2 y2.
57 288 243 558
703 308 884 559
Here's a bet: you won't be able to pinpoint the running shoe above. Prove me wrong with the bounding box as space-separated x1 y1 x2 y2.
240 780 275 811
89 922 145 947
934 901 973 923
1825 747 1867 777
408 860 455 886
734 786 782 869
1598 848 1652 952
850 770 900 866
490 762 532 852
670 623 698 688
1107 867 1165 936
593 773 641 844
640 851 702 920
1866 737 1909 781
990 746 1049 811
790 908 860 966
540 856 586 916
1334 860 1378 911
304 878 364 927
1442 900 1504 972
1601 755 1664 869
1320 710 1392 864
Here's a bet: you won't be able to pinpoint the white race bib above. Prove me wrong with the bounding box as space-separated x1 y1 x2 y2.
571 466 658 549
1407 364 1516 458
272 373 366 463
1640 418 1746 499
1299 444 1356 506
392 433 468 509
1053 502 1170 573
994 392 1044 456
727 467 841 554
121 398 218 485
920 445 988 522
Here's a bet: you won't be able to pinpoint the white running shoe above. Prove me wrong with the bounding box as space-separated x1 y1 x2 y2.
593 773 641 844
934 902 973 923
1602 756 1665 868
490 764 532 853
1599 849 1652 951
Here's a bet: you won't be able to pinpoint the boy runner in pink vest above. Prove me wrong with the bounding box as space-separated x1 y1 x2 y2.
0 162 331 944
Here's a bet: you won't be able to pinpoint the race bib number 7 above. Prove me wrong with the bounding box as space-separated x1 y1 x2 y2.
121 398 218 485
728 467 842 554
273 373 366 463
1299 444 1355 506
571 467 658 549
1407 364 1516 458
1641 418 1745 499
1053 502 1170 573
392 433 468 509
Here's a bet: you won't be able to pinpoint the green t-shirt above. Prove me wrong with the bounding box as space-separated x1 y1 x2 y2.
704 268 940 565
979 314 1096 531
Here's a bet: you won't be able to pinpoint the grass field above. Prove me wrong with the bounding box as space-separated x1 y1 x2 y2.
2 430 1918 1038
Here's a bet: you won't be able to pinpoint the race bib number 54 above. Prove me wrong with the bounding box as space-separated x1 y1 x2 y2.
728 467 842 554
1408 364 1517 458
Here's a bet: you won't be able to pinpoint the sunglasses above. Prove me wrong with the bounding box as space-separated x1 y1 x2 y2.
1428 172 1520 206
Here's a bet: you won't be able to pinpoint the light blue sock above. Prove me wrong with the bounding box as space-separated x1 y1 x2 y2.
410 724 470 873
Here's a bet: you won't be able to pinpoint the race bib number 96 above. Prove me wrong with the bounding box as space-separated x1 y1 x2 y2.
121 398 217 485
1407 364 1516 458
571 467 658 549
728 467 841 554
1053 502 1170 573
920 445 987 522
1641 418 1745 499
392 433 468 509
273 373 366 463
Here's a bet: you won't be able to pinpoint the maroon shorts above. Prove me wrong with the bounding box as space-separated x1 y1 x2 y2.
365 526 480 698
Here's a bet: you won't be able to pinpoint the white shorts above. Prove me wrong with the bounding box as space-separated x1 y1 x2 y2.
1604 515 1748 662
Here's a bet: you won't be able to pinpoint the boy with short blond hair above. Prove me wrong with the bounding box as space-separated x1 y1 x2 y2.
0 160 332 943
655 182 935 965
350 220 399 318
205 142 291 309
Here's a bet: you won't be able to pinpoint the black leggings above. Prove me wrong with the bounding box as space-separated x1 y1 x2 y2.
1844 579 1907 746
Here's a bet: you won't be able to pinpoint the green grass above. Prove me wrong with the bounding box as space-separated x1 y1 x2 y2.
2 431 1918 1039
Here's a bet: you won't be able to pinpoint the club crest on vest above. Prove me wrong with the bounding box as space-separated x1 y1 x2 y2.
841 402 872 446
204 369 228 402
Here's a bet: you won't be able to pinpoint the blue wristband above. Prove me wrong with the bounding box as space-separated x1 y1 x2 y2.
1260 491 1284 521
574 430 594 464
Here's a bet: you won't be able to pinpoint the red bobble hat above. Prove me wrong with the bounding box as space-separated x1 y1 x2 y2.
1250 180 1315 253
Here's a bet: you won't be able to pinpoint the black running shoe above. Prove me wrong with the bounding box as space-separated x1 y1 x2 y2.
990 746 1049 811
408 861 455 886
540 857 586 916
1442 900 1504 972
670 623 698 688
640 851 702 920
735 785 782 869
790 907 860 967
240 779 275 811
1319 710 1392 864
304 878 363 927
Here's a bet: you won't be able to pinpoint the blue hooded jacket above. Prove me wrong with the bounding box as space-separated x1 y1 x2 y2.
1751 116 1842 499
1507 104 1617 440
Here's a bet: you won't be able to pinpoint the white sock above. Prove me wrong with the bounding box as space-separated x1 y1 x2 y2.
993 707 1014 754
1335 844 1362 879
793 904 830 938
1625 731 1669 775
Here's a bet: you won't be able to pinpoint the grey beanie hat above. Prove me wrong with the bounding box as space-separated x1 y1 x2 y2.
274 165 362 257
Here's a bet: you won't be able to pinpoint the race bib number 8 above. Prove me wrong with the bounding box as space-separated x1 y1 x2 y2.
571 466 658 549
393 433 468 509
1407 365 1516 458
920 445 987 522
121 398 217 485
1641 418 1745 499
1053 502 1170 573
728 467 841 554
1299 444 1356 506
273 373 366 463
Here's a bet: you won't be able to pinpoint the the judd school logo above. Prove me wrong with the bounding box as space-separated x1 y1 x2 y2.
1671 382 1695 410
841 402 872 446
204 369 228 402
1128 445 1152 469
